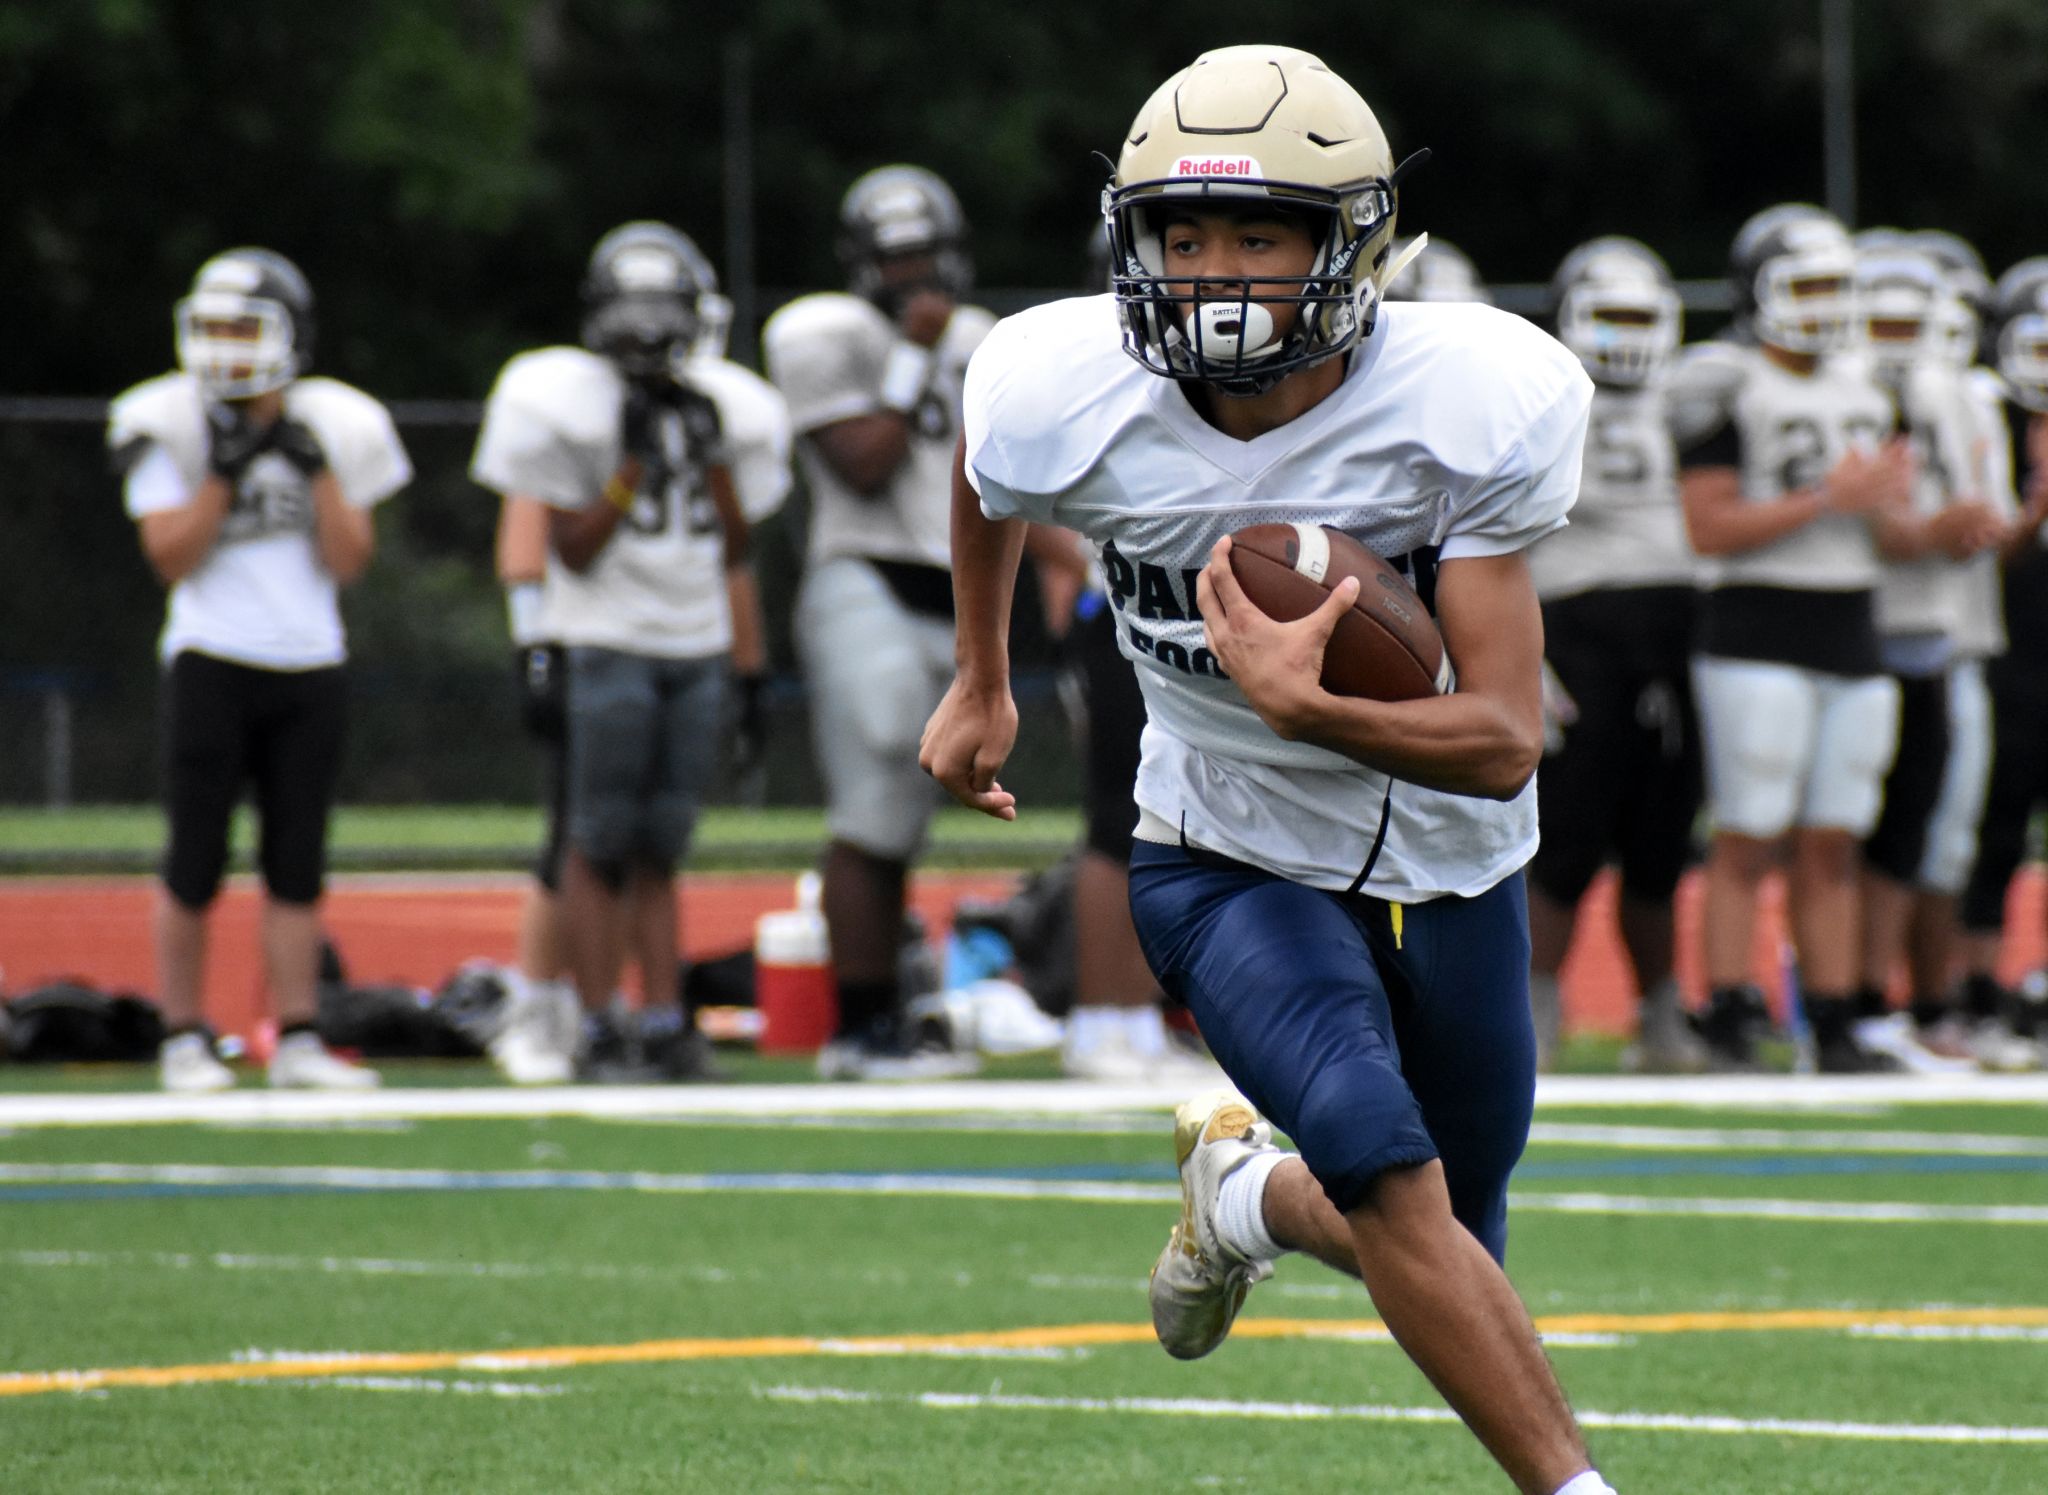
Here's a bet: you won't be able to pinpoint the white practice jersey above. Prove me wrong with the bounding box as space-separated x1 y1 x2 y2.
764 291 995 571
470 346 790 658
110 373 410 668
1953 367 2020 659
1667 340 1895 591
967 295 1593 902
1527 382 1692 601
1874 361 1984 641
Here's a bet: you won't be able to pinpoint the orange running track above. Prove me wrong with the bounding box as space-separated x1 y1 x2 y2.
0 867 2041 1042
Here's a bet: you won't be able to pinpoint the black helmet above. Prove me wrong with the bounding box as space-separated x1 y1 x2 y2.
837 165 972 312
581 221 717 377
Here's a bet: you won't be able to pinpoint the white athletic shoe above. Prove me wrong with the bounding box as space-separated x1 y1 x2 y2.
159 1031 234 1093
1149 1091 1276 1360
489 979 576 1085
268 1030 380 1090
1948 1015 2044 1073
1851 1013 1977 1075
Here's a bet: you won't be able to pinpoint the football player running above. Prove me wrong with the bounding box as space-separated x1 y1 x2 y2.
1669 205 1914 1073
764 166 996 1080
923 46 1614 1495
1849 247 2007 1071
1524 238 1706 1073
111 249 411 1091
471 222 784 1081
1958 258 2048 1064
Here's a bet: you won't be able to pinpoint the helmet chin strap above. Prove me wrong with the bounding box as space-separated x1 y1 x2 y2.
1378 232 1431 295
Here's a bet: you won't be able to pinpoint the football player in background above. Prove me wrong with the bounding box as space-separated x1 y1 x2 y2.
110 249 411 1091
925 46 1616 1495
1669 205 1912 1073
764 166 996 1080
1849 247 2007 1070
1958 259 2048 1061
1525 237 1706 1073
1381 235 1492 304
471 222 785 1082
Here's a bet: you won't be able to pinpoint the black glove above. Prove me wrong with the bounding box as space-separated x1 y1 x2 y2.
269 417 330 479
620 380 667 463
205 402 271 481
730 673 769 778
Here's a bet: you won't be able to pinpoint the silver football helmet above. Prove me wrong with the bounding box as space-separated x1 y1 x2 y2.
174 248 314 400
1548 236 1681 386
1730 204 1858 355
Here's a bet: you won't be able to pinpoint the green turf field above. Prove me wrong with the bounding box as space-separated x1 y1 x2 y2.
2 1083 2046 1492
0 805 1078 874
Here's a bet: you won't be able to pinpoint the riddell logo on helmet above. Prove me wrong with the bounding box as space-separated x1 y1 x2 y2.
1173 156 1262 178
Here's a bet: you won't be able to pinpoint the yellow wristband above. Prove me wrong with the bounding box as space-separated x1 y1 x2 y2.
603 475 636 512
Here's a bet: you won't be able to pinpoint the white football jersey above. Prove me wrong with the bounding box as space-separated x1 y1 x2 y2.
1527 382 1692 601
110 372 410 668
1952 367 2019 659
967 295 1593 902
1666 340 1895 591
470 346 789 658
1874 361 1983 641
763 291 995 571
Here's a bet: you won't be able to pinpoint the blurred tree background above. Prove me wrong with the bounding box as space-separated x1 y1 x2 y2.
3 0 2046 804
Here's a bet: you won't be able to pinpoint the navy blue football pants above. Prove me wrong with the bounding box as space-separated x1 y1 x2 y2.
1129 840 1536 1263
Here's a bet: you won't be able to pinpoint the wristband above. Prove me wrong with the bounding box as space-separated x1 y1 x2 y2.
879 342 936 414
504 581 545 644
603 473 637 512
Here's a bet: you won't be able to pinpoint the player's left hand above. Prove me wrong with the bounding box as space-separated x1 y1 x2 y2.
269 417 330 479
1198 534 1360 742
920 675 1019 820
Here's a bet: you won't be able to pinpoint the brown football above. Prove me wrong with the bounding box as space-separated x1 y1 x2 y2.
1225 523 1451 702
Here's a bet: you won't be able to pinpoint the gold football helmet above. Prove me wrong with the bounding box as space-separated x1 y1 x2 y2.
1104 45 1424 396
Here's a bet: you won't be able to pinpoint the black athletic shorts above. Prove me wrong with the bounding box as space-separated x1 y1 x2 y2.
1074 595 1147 864
1962 664 2048 932
515 644 570 891
1864 671 1951 883
160 650 347 909
1527 587 1702 906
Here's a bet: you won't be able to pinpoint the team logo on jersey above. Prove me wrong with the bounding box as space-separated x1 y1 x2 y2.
1171 156 1262 179
1100 539 1228 681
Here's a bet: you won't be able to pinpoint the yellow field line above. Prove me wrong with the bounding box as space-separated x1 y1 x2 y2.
6 1307 2048 1400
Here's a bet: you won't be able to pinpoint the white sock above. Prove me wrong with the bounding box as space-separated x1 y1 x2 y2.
1213 1148 1288 1262
1552 1472 1616 1495
1065 1006 1123 1054
1121 1005 1169 1058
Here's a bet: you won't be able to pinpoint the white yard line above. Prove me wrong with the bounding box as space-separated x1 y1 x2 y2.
4 1161 2044 1225
756 1383 2048 1444
3 1073 2047 1128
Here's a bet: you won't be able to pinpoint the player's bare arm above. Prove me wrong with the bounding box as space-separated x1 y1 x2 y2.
1199 538 1545 801
547 454 644 572
809 280 956 494
308 468 373 584
919 436 1021 820
1680 438 1910 556
137 475 233 584
494 494 551 585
